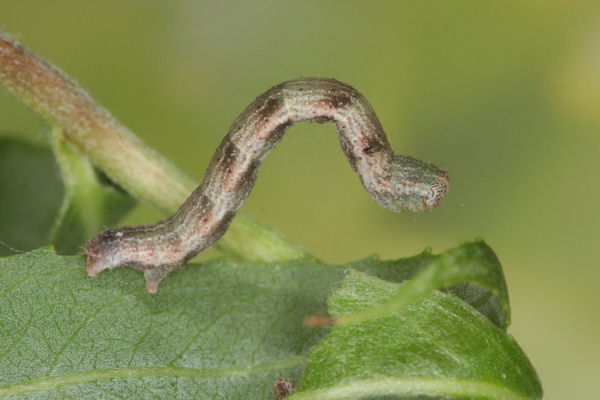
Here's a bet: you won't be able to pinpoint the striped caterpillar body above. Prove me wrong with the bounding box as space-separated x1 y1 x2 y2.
85 78 449 293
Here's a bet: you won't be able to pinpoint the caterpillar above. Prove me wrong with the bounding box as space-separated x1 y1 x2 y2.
85 78 449 293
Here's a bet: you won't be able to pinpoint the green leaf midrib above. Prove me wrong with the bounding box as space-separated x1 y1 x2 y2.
288 377 534 400
0 355 307 398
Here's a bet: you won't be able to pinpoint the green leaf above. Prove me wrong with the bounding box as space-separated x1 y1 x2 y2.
48 128 136 254
347 241 509 329
0 248 335 398
338 241 510 328
0 242 532 398
293 270 542 400
0 138 63 257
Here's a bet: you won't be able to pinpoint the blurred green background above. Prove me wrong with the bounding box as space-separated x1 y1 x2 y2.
1 1 599 398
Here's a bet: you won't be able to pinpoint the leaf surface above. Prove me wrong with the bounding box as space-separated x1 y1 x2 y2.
0 242 531 399
0 249 334 398
340 241 510 328
293 270 542 400
348 241 509 329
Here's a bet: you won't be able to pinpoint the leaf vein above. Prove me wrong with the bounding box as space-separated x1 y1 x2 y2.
0 356 307 398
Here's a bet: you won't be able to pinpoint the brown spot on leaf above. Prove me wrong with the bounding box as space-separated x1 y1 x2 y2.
304 315 336 326
273 377 296 400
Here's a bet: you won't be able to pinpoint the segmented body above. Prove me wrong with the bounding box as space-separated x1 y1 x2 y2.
85 78 449 292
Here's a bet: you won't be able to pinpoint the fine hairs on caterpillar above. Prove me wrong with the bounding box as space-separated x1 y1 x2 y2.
85 78 450 293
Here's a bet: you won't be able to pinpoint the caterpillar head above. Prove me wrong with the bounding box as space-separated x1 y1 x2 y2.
371 155 449 213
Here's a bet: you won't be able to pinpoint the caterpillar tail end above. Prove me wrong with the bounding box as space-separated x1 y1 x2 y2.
84 227 185 293
85 254 107 277
84 231 116 277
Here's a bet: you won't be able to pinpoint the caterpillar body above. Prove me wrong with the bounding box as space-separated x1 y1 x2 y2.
85 78 449 292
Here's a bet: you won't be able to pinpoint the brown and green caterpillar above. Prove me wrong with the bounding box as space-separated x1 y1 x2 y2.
85 78 449 292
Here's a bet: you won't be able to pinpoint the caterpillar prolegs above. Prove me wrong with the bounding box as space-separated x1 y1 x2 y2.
85 78 450 292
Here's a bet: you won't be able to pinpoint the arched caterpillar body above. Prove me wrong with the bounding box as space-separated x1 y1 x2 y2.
85 78 449 292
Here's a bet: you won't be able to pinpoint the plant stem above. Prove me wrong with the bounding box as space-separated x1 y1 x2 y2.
0 32 307 262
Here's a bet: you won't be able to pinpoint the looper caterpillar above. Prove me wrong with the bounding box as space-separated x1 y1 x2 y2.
85 78 449 292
